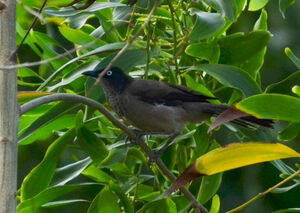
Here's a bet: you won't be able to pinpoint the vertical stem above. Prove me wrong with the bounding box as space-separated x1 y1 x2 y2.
167 0 179 75
144 22 151 79
0 1 18 213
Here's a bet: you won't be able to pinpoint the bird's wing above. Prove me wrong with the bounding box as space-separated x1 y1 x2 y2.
128 79 215 106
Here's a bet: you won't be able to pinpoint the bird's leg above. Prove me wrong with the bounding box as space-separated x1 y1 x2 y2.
125 130 168 145
148 133 179 163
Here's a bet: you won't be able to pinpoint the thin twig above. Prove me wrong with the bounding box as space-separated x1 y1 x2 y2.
227 169 300 213
87 0 161 97
0 13 130 71
20 93 207 213
11 0 48 61
167 0 179 75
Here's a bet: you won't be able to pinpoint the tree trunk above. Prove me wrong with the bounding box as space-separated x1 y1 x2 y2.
0 0 18 213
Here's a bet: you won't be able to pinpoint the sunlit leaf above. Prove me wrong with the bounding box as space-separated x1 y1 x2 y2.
18 91 53 105
285 48 300 69
167 143 300 194
235 94 300 122
248 0 269 11
52 157 92 186
209 195 220 213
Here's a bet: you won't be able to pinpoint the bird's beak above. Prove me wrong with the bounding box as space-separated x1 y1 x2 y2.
82 71 98 78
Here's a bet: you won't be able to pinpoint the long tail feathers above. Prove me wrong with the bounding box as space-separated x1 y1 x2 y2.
206 105 274 132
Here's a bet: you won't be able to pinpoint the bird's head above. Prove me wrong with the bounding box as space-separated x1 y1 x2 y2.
82 66 133 92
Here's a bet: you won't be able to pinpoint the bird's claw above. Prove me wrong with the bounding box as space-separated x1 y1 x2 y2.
124 135 139 145
147 150 162 164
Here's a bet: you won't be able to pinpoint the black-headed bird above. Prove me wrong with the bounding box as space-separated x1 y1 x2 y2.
83 67 273 162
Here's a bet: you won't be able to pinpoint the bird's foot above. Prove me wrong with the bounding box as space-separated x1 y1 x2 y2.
124 130 145 146
147 149 162 164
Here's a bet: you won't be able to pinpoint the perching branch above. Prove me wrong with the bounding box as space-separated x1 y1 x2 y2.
20 93 208 213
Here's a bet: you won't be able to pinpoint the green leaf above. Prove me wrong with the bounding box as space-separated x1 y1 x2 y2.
273 208 300 213
37 42 126 90
136 199 169 213
190 11 225 41
59 25 106 45
82 164 115 183
42 199 89 208
203 0 237 21
185 41 220 64
18 183 98 213
19 102 78 145
265 71 300 96
285 48 300 69
48 61 100 91
19 115 76 145
193 64 261 97
52 157 92 186
88 185 121 213
184 74 216 99
254 9 268 31
76 126 109 165
20 129 75 201
279 0 296 18
44 2 127 17
109 182 134 213
235 94 300 122
218 30 271 65
209 195 220 213
292 86 300 97
198 173 222 204
278 122 300 141
95 49 148 72
248 0 269 11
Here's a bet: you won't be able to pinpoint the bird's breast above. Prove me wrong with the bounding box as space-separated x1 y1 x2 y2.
103 89 125 117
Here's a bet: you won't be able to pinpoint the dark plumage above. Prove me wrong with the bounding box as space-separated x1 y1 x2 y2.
83 67 273 161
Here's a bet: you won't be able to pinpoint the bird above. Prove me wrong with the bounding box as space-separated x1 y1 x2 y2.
83 67 273 162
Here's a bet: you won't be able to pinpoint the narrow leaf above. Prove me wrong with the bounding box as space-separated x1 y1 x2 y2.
167 143 300 194
20 129 76 201
18 91 53 105
192 64 261 97
285 47 300 69
76 126 109 165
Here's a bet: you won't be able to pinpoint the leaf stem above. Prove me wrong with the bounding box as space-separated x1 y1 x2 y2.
227 169 300 213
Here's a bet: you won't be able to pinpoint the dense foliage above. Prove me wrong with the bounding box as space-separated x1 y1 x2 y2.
16 0 300 212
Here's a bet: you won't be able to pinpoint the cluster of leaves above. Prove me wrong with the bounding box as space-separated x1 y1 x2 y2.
17 0 300 212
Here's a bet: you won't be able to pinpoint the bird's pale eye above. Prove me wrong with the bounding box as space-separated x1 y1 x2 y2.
106 71 113 76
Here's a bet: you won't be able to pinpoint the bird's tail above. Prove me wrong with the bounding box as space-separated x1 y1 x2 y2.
202 104 274 129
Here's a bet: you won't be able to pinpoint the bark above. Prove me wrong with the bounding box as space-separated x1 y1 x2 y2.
0 0 18 213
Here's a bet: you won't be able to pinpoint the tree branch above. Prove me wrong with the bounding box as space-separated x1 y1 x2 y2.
20 93 208 213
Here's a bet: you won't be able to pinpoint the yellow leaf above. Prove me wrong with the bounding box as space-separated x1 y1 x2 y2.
195 142 300 175
18 91 53 105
